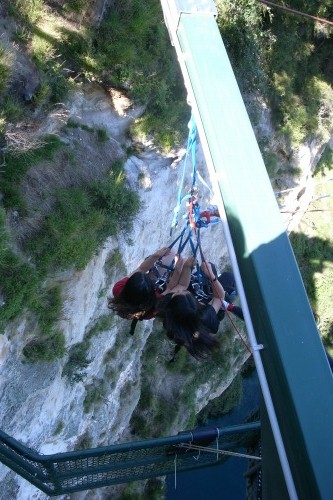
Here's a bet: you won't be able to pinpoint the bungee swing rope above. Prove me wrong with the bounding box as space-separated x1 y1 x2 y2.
170 115 213 234
196 234 252 354
175 442 261 461
167 113 251 353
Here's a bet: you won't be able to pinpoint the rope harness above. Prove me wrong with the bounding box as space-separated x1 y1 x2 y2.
165 115 251 353
132 115 251 353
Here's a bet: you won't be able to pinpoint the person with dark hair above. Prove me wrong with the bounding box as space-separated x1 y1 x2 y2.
108 240 243 336
157 259 225 360
108 246 172 320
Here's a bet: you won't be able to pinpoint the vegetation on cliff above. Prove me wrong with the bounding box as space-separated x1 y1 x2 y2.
0 4 332 499
0 0 332 357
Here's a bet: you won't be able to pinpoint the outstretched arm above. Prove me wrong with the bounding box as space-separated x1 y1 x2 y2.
163 256 196 293
163 255 184 293
201 262 225 313
178 256 196 287
131 247 171 275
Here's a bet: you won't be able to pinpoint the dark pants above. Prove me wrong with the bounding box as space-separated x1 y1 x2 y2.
218 271 237 300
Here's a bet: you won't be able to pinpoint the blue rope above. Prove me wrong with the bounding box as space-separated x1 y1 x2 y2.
167 115 221 294
168 226 187 251
188 115 212 195
170 113 216 236
170 116 197 232
190 227 204 291
188 115 198 189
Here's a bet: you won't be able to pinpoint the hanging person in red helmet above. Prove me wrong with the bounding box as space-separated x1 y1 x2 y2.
108 246 175 320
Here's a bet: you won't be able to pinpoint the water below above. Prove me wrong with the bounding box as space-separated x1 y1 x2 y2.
166 369 260 500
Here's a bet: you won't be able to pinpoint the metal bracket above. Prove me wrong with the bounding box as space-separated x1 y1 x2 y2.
253 344 264 351
161 0 218 44
172 0 217 16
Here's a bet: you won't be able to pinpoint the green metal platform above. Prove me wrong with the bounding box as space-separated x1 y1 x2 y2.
0 423 260 495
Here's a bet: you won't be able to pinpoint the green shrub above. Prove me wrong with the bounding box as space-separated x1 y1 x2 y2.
197 374 243 424
56 27 93 74
13 27 31 44
290 204 333 346
3 1 187 150
26 162 140 271
30 286 62 335
63 0 90 14
23 330 66 361
10 0 44 24
1 135 61 209
264 6 333 145
0 213 65 335
304 78 333 141
65 120 94 133
104 249 126 275
83 382 106 413
31 29 75 105
59 0 187 150
0 45 18 134
289 232 333 304
97 128 108 142
138 384 154 410
66 118 81 129
131 389 178 439
62 316 114 382
315 146 333 175
0 215 63 337
62 341 90 383
165 346 193 374
2 96 23 123
144 479 165 500
0 208 8 267
0 114 6 136
258 145 278 178
215 1 333 147
120 482 143 500
87 167 141 235
151 396 178 437
74 430 92 450
217 0 271 96
31 80 50 107
86 315 114 339
54 420 65 435
0 43 13 95
0 251 40 325
27 187 106 270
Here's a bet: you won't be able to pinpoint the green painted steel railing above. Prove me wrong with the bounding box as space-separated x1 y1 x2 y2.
161 1 333 499
0 422 260 495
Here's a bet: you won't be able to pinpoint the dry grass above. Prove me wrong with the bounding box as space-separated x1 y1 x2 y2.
5 130 46 152
10 125 123 241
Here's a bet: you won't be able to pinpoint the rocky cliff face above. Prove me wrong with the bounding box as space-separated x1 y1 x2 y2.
0 85 247 499
0 84 328 499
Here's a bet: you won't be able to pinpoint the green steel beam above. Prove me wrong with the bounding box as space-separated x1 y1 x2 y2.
161 1 333 499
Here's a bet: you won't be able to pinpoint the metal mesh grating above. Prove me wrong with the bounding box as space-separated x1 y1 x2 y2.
0 422 260 495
